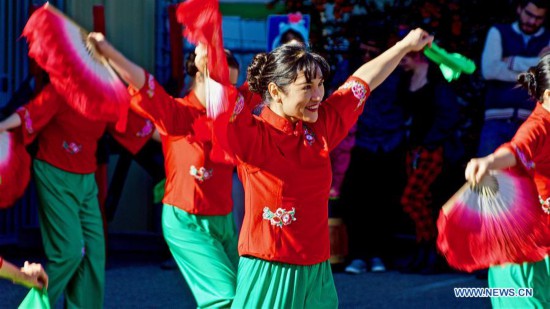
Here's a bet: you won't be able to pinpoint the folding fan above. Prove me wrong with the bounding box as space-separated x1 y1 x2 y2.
22 3 129 131
0 132 31 208
437 170 550 272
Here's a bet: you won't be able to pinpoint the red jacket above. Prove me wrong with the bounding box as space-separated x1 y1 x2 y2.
225 77 370 265
129 73 234 215
16 84 152 174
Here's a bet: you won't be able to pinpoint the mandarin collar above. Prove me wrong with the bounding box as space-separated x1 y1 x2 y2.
187 91 206 112
260 106 304 135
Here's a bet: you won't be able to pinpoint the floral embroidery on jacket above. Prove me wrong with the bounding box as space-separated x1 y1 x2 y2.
263 207 296 228
339 80 367 109
539 196 550 215
146 74 156 98
303 124 316 146
63 141 82 154
136 120 153 137
189 165 213 182
17 107 34 134
515 146 535 171
230 93 245 123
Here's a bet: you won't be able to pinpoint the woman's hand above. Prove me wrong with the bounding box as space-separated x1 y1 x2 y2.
399 28 434 53
20 261 48 290
465 155 493 184
88 32 112 58
87 32 145 89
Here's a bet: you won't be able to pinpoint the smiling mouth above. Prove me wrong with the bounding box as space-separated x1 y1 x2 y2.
306 105 319 111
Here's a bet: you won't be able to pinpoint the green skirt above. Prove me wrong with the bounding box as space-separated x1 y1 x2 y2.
232 256 338 309
489 256 550 308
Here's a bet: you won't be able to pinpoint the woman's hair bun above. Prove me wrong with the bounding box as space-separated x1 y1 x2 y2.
247 53 268 94
517 70 537 98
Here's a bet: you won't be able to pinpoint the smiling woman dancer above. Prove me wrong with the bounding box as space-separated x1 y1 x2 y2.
188 27 432 308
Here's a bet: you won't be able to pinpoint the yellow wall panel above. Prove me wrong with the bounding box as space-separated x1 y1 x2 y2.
66 0 155 72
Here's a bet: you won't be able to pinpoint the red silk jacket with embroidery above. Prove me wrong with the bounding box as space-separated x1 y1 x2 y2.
223 77 370 265
499 103 550 213
15 84 153 174
128 73 235 215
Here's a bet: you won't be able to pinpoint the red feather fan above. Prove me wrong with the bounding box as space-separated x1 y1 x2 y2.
0 132 31 208
22 3 129 131
437 170 550 272
176 0 237 164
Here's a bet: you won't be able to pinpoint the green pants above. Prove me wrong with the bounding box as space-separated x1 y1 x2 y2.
33 160 105 309
489 256 550 308
162 204 239 308
232 257 338 309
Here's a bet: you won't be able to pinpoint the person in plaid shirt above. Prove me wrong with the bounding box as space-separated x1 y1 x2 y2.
398 50 461 274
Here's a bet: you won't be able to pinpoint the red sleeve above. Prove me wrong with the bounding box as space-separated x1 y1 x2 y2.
128 71 195 136
15 84 63 145
107 109 154 155
320 77 370 151
213 84 267 165
498 118 542 177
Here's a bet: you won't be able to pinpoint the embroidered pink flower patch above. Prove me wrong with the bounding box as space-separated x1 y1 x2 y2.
303 125 316 146
17 107 34 134
189 165 213 182
230 94 245 123
63 141 82 154
515 146 535 171
539 196 550 215
146 74 156 98
339 80 367 109
263 207 296 228
136 120 153 137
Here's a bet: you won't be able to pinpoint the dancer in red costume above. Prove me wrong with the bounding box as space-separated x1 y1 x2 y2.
464 54 550 308
188 28 432 307
0 84 153 308
90 32 244 308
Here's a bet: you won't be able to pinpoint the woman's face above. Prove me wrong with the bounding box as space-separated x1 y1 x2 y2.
275 68 324 123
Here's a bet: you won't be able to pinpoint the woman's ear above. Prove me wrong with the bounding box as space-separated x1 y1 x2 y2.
268 82 282 103
544 89 550 101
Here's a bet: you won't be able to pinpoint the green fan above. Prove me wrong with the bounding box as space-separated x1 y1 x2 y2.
19 288 50 309
424 42 476 82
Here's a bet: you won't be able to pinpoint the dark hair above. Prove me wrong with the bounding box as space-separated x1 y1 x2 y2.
185 52 199 77
280 29 305 45
246 44 330 101
185 49 240 78
517 54 550 102
519 0 550 10
224 49 240 72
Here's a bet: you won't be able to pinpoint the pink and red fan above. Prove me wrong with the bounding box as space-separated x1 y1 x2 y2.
0 132 31 208
437 170 550 272
22 3 129 131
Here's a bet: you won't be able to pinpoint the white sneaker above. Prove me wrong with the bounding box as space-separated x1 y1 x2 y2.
345 259 367 274
370 257 386 272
